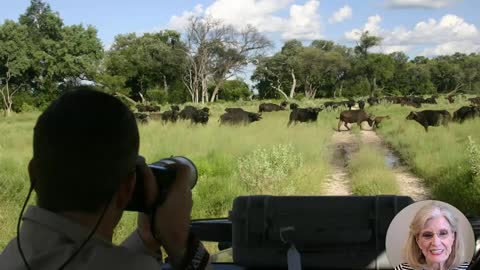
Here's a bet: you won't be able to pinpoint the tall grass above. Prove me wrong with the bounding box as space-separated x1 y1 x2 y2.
348 145 400 195
0 101 336 247
371 100 480 215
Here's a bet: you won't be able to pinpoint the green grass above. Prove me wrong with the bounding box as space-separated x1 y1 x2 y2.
370 98 480 215
348 145 400 195
0 102 336 247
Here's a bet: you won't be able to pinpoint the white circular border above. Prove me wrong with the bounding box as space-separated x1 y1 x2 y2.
385 200 475 267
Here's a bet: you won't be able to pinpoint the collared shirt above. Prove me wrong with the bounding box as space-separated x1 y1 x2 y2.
0 206 162 270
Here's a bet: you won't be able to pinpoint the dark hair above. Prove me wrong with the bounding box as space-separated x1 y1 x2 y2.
31 87 139 213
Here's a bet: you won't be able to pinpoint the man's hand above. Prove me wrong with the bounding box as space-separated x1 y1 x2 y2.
153 159 193 261
135 157 193 262
135 157 161 253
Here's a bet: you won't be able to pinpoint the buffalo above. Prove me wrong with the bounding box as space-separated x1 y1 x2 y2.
161 110 179 123
337 110 374 131
179 106 210 120
280 101 289 108
406 110 451 132
453 106 480 123
373 115 390 129
469 97 480 106
288 107 321 126
358 100 365 110
191 110 209 125
220 110 262 125
289 103 299 110
447 95 455 104
259 103 286 112
136 104 161 112
367 97 379 106
225 108 246 114
171 105 180 111
134 112 149 124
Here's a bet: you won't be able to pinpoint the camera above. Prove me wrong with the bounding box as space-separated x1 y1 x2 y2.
125 156 198 213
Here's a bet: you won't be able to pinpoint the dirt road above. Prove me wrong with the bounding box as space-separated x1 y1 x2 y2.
324 125 430 201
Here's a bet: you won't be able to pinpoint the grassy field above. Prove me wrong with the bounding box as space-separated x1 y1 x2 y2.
0 101 336 248
1 96 480 248
369 96 480 216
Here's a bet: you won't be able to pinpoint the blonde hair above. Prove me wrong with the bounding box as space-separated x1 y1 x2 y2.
403 202 465 269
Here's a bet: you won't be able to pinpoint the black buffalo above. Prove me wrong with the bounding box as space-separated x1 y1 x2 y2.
259 103 286 112
179 106 210 120
161 110 179 123
191 110 209 125
280 101 289 108
453 106 480 123
469 97 480 106
136 104 161 112
406 110 451 132
367 97 379 106
220 110 262 125
288 107 321 126
225 107 246 114
171 105 180 111
358 100 365 110
134 112 149 124
289 103 299 110
337 110 374 131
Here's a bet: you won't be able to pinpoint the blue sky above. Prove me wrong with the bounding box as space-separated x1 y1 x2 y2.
1 0 479 57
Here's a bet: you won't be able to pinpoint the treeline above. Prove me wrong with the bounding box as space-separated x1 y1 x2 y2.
253 34 480 99
1 0 480 116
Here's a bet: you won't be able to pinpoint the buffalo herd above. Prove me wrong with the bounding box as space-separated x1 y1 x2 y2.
133 95 480 132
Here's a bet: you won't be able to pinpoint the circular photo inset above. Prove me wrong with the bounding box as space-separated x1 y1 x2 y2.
386 200 475 270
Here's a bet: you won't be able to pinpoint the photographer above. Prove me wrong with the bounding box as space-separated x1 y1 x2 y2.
0 87 209 269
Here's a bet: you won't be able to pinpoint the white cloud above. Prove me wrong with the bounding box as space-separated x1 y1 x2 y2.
345 15 382 40
328 5 352 24
282 0 322 40
420 41 480 56
386 0 463 9
168 0 322 41
204 0 292 32
345 14 480 55
168 4 204 31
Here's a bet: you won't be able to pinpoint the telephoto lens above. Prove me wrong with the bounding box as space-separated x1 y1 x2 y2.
125 156 198 213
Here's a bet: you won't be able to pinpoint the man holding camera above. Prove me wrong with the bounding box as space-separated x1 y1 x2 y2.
0 87 209 269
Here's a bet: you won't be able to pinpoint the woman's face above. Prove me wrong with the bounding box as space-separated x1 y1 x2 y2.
416 216 455 266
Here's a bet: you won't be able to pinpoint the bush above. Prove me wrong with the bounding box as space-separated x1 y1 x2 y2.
147 88 167 104
236 144 303 194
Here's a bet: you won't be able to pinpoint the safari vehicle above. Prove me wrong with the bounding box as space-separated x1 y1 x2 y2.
188 195 480 270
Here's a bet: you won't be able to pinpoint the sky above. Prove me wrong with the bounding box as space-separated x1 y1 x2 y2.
1 0 479 58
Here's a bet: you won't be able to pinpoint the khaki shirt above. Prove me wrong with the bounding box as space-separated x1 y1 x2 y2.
0 206 162 269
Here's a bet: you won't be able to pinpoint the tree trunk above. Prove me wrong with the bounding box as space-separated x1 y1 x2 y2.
210 80 224 103
339 82 343 97
289 69 296 99
163 75 168 94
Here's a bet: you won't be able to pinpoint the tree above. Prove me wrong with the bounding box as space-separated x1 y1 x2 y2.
0 21 30 116
105 31 186 102
183 16 271 103
353 31 387 96
15 0 103 100
354 31 382 57
217 79 251 101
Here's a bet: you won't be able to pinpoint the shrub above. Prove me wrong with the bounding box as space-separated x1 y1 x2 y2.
468 136 480 180
236 144 303 194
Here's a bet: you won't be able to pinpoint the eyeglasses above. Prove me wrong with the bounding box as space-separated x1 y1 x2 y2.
419 229 452 240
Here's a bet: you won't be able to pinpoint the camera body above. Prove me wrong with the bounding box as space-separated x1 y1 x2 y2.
125 156 197 213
